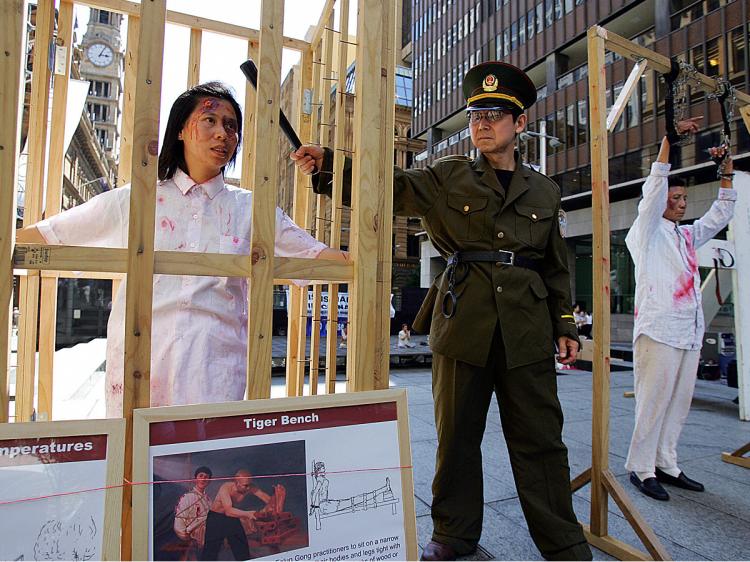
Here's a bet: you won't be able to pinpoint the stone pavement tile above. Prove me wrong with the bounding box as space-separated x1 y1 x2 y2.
682 453 750 487
564 439 629 480
403 385 434 406
479 432 523 502
410 439 438 509
408 401 437 426
414 494 431 518
574 472 747 560
408 411 437 443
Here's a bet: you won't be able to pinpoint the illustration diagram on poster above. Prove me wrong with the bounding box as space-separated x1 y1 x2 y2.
309 460 400 531
14 516 98 561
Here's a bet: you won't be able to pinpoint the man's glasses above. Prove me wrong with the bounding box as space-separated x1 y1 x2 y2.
467 109 510 124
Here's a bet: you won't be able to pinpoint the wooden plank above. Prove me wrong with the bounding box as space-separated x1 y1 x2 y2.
0 0 27 422
123 0 167 557
241 39 259 189
309 0 336 52
246 0 284 400
187 28 202 88
571 467 592 493
374 0 397 388
741 105 750 135
602 470 671 560
721 451 750 469
37 0 75 420
348 0 386 392
587 26 611 537
325 0 351 394
596 25 750 106
582 526 650 561
286 47 314 395
15 0 56 422
75 0 309 51
13 245 354 281
117 14 139 187
606 60 647 132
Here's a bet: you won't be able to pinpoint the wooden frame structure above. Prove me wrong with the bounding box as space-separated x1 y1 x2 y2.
0 418 126 560
132 389 417 560
576 25 750 561
1 0 398 557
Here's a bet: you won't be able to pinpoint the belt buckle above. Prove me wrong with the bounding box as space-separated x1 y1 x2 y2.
498 250 514 265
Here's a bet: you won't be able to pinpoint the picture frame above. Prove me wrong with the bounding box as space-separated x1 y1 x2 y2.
0 418 126 561
133 388 417 561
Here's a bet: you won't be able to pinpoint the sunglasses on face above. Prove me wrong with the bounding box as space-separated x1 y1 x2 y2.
467 109 511 124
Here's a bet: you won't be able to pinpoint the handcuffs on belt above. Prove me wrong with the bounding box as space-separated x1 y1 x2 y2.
441 257 470 319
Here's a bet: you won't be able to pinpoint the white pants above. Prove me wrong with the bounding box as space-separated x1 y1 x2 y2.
625 335 700 473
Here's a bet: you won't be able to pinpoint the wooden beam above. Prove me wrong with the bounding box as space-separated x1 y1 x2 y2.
37 0 75 420
187 28 202 88
309 0 336 52
286 47 314 396
124 0 167 557
721 442 750 469
348 0 386 392
607 60 647 132
16 0 55 422
246 0 284 400
325 0 351 394
117 14 139 187
374 0 397 389
602 470 671 560
571 467 592 493
582 526 650 561
13 245 354 282
75 0 309 51
0 0 27 422
587 25 612 538
595 25 750 106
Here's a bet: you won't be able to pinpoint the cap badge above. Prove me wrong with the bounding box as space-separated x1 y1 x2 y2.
482 74 498 92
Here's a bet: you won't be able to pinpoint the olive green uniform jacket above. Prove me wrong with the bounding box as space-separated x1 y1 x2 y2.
314 148 578 369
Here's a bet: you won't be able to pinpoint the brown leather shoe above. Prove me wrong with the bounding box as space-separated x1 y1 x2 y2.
420 541 458 561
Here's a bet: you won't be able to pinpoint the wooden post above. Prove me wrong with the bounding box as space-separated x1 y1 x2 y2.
348 0 393 391
286 47 314 395
0 0 27 423
374 0 397 387
246 0 284 400
118 14 139 188
37 0 75 421
16 0 55 422
587 26 611 539
187 28 202 89
123 0 167 557
324 0 351 394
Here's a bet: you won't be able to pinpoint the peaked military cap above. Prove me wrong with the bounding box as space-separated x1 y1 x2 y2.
463 61 536 111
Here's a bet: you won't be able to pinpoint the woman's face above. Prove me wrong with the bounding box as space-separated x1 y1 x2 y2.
178 97 239 182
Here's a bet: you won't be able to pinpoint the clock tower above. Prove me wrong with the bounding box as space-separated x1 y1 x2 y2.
80 8 124 169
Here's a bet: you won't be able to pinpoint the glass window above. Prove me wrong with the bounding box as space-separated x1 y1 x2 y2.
536 3 544 33
613 83 625 132
565 0 573 13
566 104 576 146
519 15 526 44
706 37 720 77
545 0 553 26
555 109 565 152
729 27 746 87
577 100 587 145
503 30 510 56
554 0 563 19
640 71 654 123
98 10 110 24
527 9 535 39
496 34 503 59
511 22 518 51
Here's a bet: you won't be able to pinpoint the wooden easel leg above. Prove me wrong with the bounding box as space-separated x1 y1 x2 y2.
721 442 750 469
571 467 592 493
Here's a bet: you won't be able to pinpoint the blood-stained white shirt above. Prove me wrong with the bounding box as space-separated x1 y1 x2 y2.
625 162 737 350
37 169 327 416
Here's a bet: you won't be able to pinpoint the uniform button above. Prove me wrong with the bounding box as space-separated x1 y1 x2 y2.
190 242 196 248
495 262 502 267
496 286 503 293
531 213 538 220
463 205 470 212
497 231 504 239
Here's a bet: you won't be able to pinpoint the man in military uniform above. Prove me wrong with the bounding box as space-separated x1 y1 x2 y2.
291 61 591 561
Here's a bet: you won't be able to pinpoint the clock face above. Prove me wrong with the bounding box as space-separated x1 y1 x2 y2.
87 43 114 67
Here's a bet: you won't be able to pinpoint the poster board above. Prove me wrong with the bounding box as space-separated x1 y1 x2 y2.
0 418 126 560
132 389 417 561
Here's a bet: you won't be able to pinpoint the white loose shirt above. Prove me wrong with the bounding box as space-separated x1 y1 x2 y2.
38 169 327 416
625 162 737 350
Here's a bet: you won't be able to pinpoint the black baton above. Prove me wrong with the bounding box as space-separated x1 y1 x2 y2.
240 59 302 150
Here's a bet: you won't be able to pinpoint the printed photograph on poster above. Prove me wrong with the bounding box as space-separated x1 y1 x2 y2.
0 419 125 561
151 440 308 560
133 389 417 561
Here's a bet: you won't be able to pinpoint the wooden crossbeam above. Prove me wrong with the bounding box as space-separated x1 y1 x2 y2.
607 60 648 132
721 441 750 469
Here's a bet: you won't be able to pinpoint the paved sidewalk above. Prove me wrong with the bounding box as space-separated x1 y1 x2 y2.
387 367 749 561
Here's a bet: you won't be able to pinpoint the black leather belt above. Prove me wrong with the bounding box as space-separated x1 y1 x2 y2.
441 250 542 319
447 250 541 273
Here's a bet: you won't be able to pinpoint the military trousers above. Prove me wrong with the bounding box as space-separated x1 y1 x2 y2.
430 327 591 560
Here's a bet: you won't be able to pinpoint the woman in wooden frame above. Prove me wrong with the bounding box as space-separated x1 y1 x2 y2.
17 82 348 417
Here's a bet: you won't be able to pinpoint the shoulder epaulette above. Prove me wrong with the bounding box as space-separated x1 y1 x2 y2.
434 155 473 165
